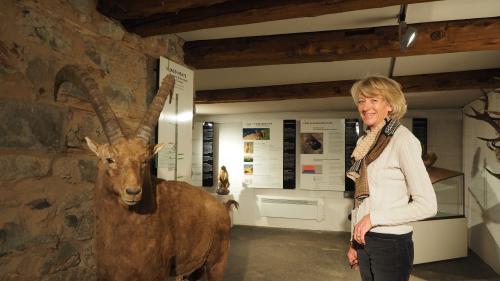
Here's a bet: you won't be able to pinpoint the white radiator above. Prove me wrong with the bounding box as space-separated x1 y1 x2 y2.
256 195 324 221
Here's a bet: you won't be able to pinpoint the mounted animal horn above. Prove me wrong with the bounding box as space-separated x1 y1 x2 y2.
54 65 125 145
135 74 175 143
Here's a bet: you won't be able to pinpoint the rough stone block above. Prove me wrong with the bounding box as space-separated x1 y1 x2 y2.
0 154 52 181
75 210 93 241
104 84 135 111
64 209 94 242
26 58 49 87
64 215 78 228
45 268 97 281
0 40 20 74
98 21 125 41
84 40 101 66
53 157 81 183
27 198 51 210
0 222 30 256
78 159 97 183
32 23 72 53
41 242 80 274
65 109 106 149
0 100 66 151
67 0 91 15
32 234 59 249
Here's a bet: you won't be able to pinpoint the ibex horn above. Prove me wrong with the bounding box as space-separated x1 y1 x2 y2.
135 74 175 143
54 65 125 145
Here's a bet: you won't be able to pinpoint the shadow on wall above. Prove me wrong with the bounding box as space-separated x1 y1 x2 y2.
471 147 481 178
234 187 260 226
341 201 353 233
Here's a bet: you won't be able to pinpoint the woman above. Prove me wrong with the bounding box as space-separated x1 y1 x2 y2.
346 75 437 281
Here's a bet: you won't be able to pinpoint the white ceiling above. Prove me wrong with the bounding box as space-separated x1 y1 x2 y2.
175 0 500 115
195 58 392 90
393 50 500 76
177 6 399 41
195 90 484 115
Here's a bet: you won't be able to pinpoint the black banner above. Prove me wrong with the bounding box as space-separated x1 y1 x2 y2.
345 119 361 192
202 122 214 187
283 120 297 189
412 118 428 155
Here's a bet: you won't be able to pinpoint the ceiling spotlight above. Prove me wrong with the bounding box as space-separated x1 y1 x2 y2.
399 22 418 51
397 4 418 52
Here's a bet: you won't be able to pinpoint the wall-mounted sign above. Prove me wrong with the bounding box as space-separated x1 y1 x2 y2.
299 119 345 191
157 57 194 183
242 120 283 188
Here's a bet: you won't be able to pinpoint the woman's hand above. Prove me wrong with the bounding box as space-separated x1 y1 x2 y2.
353 214 372 245
347 244 358 269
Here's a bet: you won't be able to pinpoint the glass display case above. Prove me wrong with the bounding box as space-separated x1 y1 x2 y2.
411 166 467 264
427 167 465 219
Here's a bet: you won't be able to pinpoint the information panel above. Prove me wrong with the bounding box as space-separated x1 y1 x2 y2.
299 119 345 191
157 57 194 182
242 120 283 188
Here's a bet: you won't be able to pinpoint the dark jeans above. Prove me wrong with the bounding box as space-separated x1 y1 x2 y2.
354 231 414 281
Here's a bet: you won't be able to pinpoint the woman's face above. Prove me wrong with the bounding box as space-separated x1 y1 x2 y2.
357 92 392 129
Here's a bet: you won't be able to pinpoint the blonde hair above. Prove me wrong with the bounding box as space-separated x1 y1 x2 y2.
350 75 407 120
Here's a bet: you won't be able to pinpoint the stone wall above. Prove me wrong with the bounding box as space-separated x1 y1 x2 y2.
0 0 184 280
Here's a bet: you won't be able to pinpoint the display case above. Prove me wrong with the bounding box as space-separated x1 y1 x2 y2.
428 167 465 219
411 167 467 264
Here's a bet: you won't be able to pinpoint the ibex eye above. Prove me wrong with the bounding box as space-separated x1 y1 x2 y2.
106 158 115 164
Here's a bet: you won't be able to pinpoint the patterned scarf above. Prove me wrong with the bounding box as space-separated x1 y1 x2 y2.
346 119 401 207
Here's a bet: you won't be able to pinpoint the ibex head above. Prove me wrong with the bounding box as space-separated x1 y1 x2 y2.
55 65 175 206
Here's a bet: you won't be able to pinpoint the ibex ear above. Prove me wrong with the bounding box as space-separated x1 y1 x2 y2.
153 143 165 155
85 137 100 157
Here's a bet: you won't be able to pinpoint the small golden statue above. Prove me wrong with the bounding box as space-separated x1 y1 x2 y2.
423 151 437 168
421 144 437 168
216 166 230 195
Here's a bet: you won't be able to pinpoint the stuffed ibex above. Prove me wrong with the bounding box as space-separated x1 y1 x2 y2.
54 65 238 281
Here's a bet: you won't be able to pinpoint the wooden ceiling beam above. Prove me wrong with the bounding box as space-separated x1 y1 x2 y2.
185 17 500 69
195 68 500 103
117 0 435 36
97 0 229 20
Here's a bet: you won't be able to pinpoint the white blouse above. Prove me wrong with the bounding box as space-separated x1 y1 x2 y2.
352 125 438 235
